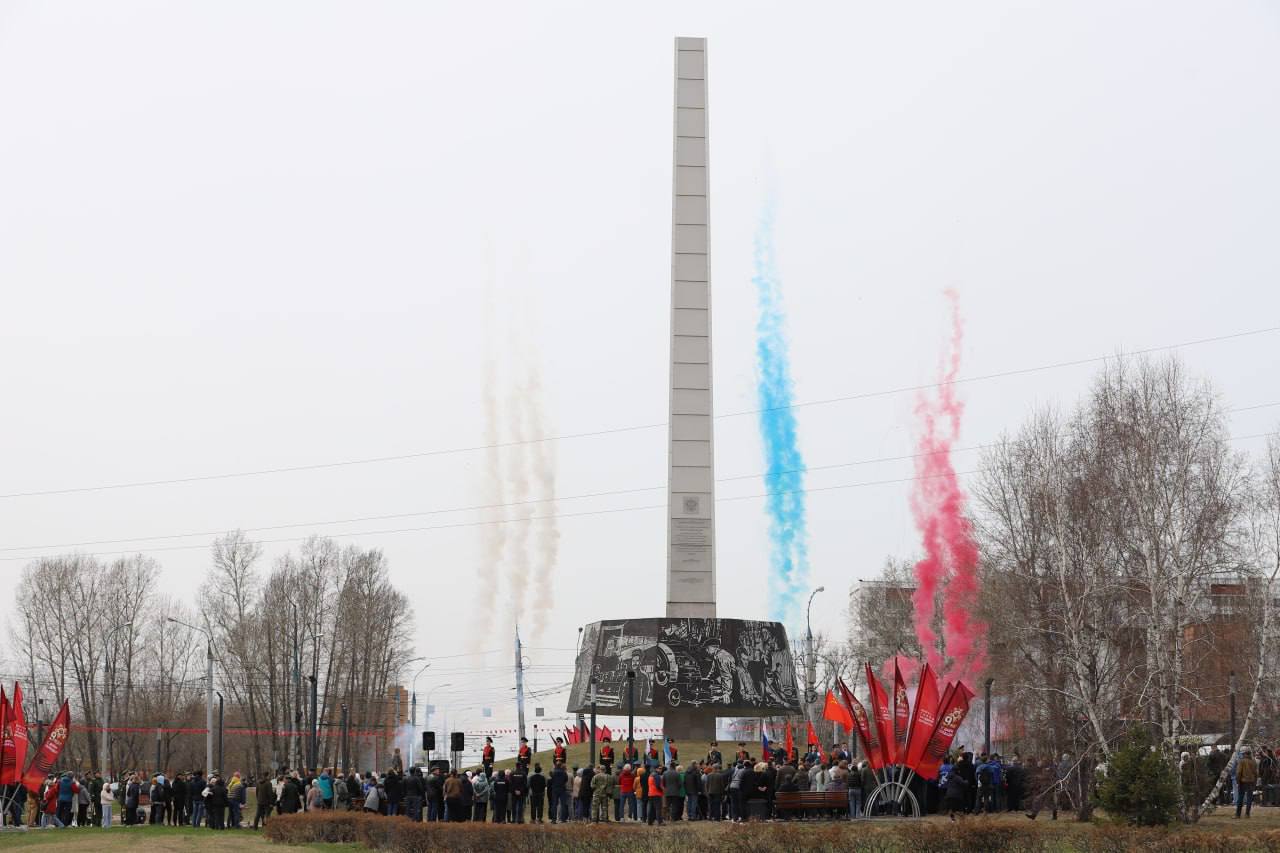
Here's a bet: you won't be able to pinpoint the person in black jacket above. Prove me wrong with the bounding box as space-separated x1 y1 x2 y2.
384 770 404 817
459 771 474 822
943 765 969 820
549 763 569 824
491 771 509 823
956 753 977 814
346 774 361 811
578 765 595 822
278 775 302 814
171 774 188 826
253 774 277 829
425 769 445 822
510 767 527 823
205 775 228 829
528 764 547 823
404 768 425 821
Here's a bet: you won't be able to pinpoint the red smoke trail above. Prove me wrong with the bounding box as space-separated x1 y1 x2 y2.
909 291 987 684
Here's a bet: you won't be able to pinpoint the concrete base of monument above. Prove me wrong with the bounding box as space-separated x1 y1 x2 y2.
662 706 717 742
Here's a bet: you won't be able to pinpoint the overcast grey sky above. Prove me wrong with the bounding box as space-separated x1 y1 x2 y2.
2 1 1278 733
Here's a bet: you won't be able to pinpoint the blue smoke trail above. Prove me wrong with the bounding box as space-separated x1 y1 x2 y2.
752 198 808 632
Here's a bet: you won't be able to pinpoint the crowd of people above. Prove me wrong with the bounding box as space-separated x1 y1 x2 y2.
8 736 1278 829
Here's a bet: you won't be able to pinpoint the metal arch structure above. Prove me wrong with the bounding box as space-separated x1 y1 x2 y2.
864 779 921 818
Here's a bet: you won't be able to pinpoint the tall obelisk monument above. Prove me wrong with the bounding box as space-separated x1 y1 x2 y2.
568 38 800 746
665 36 717 741
667 36 715 621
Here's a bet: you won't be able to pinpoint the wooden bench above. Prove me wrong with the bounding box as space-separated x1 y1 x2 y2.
774 790 848 815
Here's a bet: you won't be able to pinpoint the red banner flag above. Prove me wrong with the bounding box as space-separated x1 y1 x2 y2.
821 689 853 733
865 663 896 767
599 725 612 742
21 700 70 794
892 659 910 762
902 663 940 774
837 677 881 770
8 684 27 785
0 688 9 786
915 681 974 781
784 721 794 759
806 721 825 763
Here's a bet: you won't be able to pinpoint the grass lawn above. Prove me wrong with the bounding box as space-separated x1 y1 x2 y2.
0 825 359 852
2 801 1275 851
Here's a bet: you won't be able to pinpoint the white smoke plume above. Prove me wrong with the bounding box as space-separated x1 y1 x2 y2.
475 249 560 641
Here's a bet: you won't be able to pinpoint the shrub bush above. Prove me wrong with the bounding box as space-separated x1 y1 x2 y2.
1095 725 1181 826
262 811 1280 853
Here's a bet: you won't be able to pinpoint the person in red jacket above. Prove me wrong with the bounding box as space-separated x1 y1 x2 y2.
600 738 615 774
482 737 495 775
517 737 532 772
41 780 64 828
553 737 568 766
617 764 636 821
622 739 639 767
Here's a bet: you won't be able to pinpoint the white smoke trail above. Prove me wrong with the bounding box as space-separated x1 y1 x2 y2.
523 359 560 643
475 247 508 615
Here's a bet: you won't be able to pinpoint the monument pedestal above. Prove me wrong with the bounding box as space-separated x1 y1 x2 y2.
662 705 717 742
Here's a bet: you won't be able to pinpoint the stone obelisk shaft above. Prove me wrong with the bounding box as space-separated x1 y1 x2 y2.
666 36 716 621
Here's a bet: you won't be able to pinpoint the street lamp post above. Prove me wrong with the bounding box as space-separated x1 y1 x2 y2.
410 662 432 766
805 586 825 728
424 682 453 756
100 621 133 775
168 617 213 774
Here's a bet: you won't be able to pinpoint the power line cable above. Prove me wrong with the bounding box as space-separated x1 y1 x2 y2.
3 425 1273 558
2 325 1273 501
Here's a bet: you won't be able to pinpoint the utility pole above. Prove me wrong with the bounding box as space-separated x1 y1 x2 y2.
340 703 349 774
589 678 598 766
217 691 225 774
627 670 636 754
308 631 322 771
291 603 301 773
1229 670 1238 747
984 678 994 755
515 625 527 742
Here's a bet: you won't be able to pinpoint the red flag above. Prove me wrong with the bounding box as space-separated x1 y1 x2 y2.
784 720 794 759
865 663 895 767
892 659 910 762
0 688 9 785
806 721 825 763
8 684 27 785
579 721 590 744
915 681 974 781
902 663 940 774
821 689 853 733
600 725 612 742
837 677 881 770
21 700 71 794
